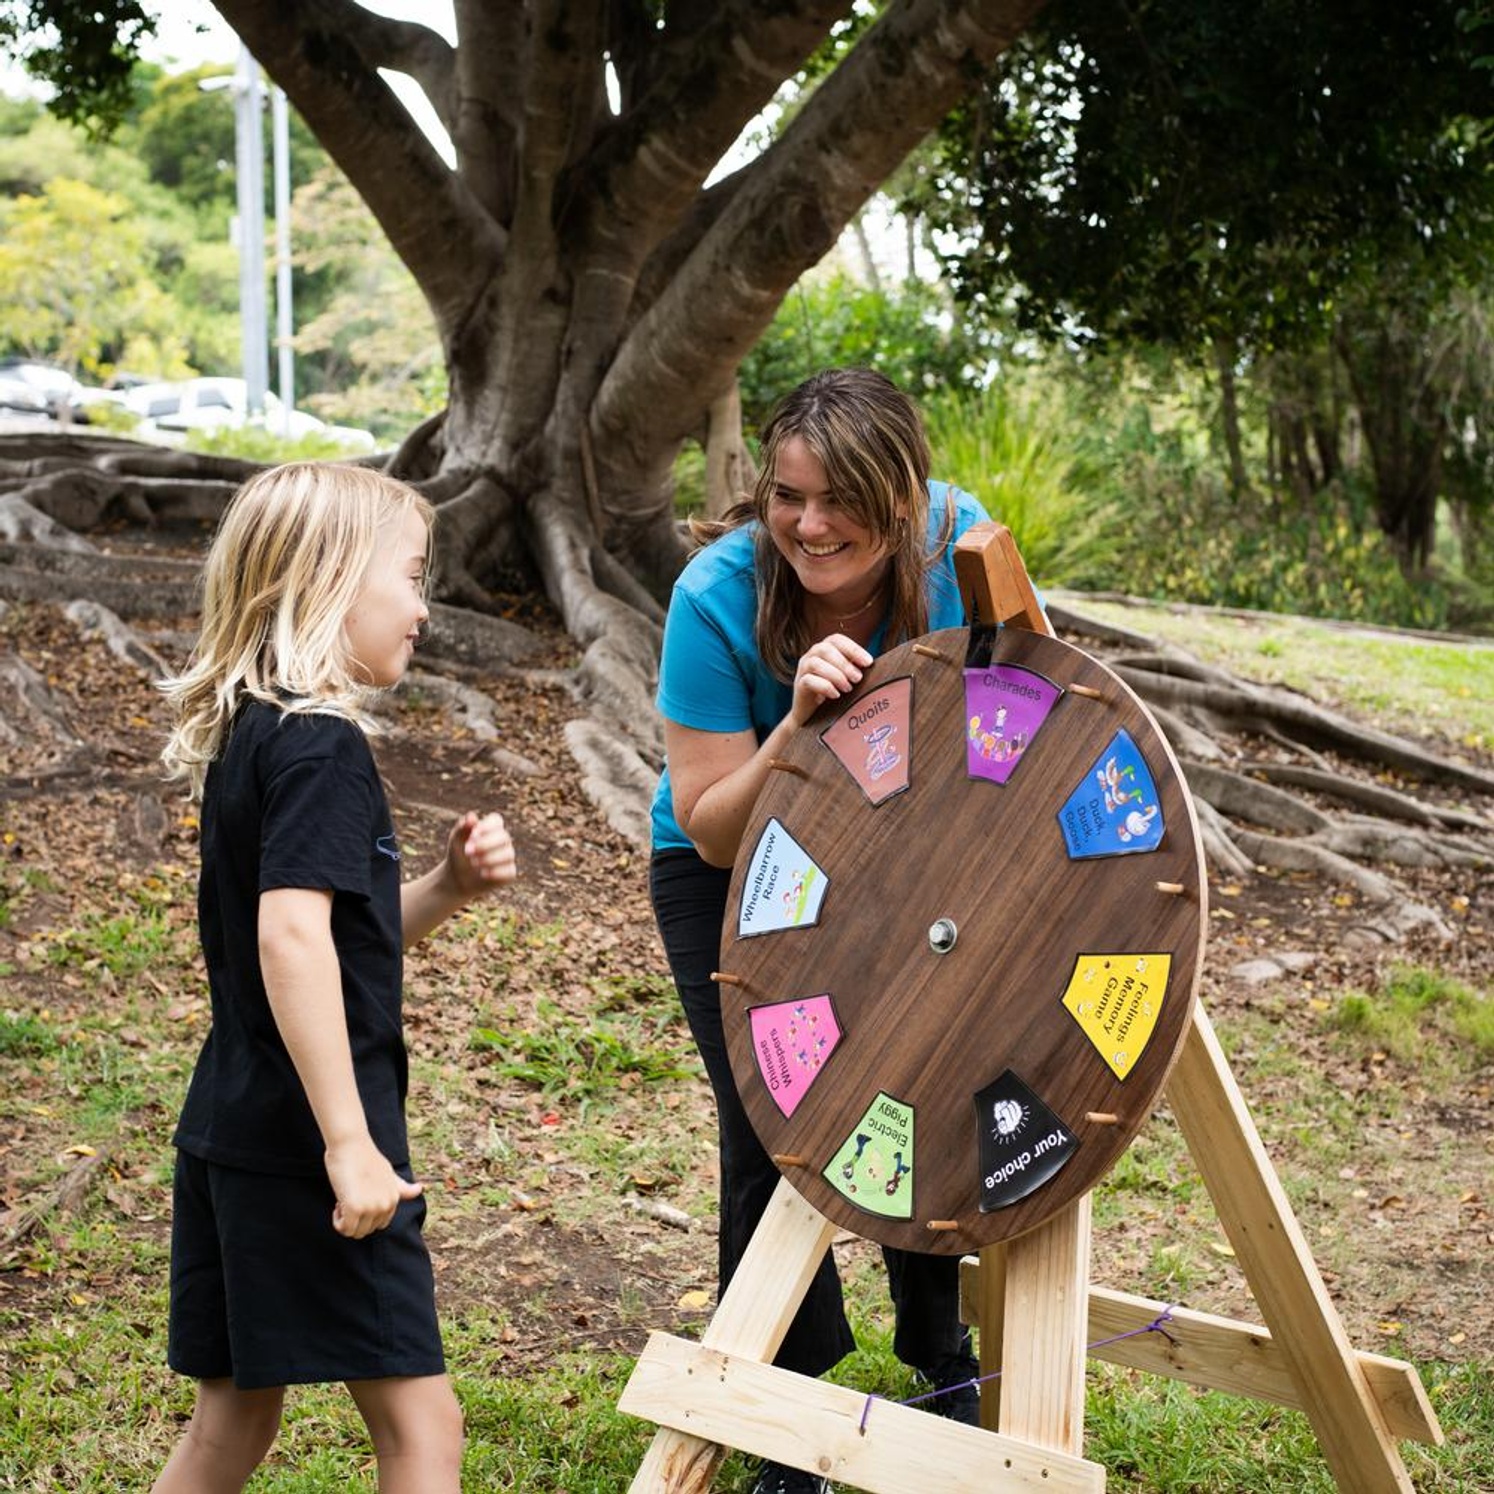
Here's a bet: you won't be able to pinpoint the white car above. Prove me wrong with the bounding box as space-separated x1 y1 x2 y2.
124 377 374 450
0 359 88 420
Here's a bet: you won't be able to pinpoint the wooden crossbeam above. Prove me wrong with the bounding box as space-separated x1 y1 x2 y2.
958 1270 1441 1447
627 1180 838 1492
621 1332 1106 1494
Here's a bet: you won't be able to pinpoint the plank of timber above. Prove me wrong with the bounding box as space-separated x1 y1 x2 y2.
626 1179 838 1492
958 1268 1442 1447
1164 1004 1431 1492
975 1239 1008 1434
997 1196 1092 1455
1085 1287 1443 1447
694 1177 839 1355
621 1332 1107 1494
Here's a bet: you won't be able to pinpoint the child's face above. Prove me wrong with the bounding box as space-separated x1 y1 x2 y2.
344 507 431 688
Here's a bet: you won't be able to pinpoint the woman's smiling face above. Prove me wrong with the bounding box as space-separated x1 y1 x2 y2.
765 436 894 611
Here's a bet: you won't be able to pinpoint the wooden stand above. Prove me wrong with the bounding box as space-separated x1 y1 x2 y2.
620 525 1442 1491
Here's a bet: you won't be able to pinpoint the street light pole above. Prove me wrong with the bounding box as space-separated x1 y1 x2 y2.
271 84 294 436
231 44 269 418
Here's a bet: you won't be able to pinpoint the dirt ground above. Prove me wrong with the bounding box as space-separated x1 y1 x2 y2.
1 579 1491 1403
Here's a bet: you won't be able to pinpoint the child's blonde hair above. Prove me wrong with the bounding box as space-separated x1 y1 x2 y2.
161 462 434 796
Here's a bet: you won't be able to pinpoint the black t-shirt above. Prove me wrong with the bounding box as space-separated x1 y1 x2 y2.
173 702 409 1176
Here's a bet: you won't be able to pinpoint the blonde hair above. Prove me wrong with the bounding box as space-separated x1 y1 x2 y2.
160 462 433 796
692 368 951 681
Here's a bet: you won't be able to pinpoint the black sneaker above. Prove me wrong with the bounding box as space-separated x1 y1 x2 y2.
918 1354 981 1426
749 1461 829 1494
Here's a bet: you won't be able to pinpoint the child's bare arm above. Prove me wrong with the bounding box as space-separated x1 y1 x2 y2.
259 887 420 1238
400 810 517 948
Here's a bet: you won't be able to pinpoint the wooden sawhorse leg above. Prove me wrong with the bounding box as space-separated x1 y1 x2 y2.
626 1178 1106 1492
629 1178 838 1492
1166 1005 1418 1492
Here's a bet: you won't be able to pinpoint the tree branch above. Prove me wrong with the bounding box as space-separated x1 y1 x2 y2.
591 0 1050 472
211 0 504 333
337 7 458 134
584 1 848 252
451 0 525 222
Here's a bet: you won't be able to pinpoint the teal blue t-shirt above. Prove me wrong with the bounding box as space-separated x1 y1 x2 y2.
650 481 989 852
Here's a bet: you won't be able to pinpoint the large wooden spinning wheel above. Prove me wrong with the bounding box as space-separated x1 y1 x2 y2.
719 624 1208 1255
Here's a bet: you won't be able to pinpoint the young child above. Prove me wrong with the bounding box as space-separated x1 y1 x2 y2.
153 462 516 1492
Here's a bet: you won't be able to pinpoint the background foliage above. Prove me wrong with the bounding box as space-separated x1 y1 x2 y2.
2 8 1493 628
0 58 436 439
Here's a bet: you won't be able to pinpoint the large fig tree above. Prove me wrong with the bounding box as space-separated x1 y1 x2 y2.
1 0 1048 829
3 0 1490 931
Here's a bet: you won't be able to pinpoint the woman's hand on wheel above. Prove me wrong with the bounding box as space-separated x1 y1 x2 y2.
791 634 873 726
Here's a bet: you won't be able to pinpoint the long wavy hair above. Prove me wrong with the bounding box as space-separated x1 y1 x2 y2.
160 462 433 796
692 368 951 681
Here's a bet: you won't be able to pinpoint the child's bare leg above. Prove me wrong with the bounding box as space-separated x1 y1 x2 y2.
348 1373 464 1493
152 1378 284 1493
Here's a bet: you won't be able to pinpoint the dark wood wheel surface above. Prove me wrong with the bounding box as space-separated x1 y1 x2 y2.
719 626 1207 1253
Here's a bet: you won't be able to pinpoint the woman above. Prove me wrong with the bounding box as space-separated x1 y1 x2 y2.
649 368 988 1494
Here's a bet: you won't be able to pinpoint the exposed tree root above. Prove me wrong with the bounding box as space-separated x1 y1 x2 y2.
1181 761 1491 866
564 717 659 847
1 493 97 551
0 649 83 749
421 601 544 671
64 599 171 678
1 445 1489 957
5 463 238 531
1240 761 1491 831
1114 653 1494 796
1081 628 1493 947
1 540 202 618
1189 796 1257 878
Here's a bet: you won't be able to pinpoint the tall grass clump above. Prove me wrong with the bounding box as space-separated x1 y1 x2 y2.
923 378 1115 587
1325 965 1494 1067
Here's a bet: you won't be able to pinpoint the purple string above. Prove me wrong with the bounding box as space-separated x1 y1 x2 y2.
858 1306 1178 1434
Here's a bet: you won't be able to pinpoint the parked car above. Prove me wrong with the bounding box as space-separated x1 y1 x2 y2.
0 371 51 417
0 359 88 420
122 377 375 450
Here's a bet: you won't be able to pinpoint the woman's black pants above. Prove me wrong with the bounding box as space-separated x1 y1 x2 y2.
650 848 968 1379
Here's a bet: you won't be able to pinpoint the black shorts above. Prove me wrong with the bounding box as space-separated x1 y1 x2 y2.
167 1150 446 1390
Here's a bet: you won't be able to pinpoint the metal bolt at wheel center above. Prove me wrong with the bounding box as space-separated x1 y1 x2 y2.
928 917 958 954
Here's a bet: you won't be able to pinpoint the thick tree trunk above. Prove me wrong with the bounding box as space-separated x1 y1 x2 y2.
1212 337 1248 497
1334 321 1447 572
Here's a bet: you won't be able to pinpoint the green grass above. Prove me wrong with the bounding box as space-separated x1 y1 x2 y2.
178 425 376 464
1088 1358 1494 1492
0 1010 61 1056
42 908 176 978
1325 965 1494 1067
4 598 1490 1490
470 997 699 1103
5 1175 1491 1490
